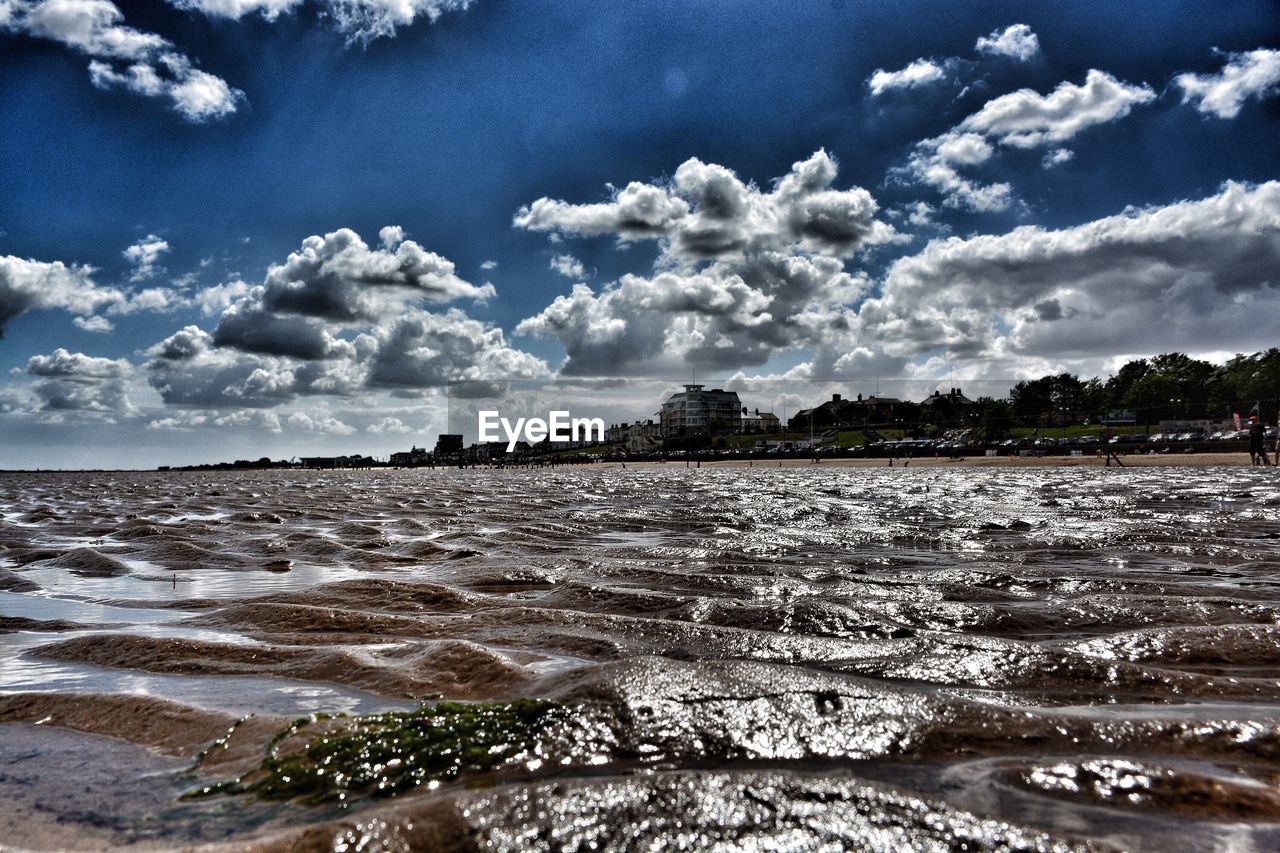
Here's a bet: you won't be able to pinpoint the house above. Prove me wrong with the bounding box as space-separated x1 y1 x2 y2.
625 420 663 452
787 394 861 430
741 409 781 433
919 388 977 424
660 384 742 436
861 394 906 423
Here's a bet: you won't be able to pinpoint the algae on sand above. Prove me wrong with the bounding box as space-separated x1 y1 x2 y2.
188 699 565 804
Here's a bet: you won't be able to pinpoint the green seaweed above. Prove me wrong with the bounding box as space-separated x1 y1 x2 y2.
186 699 563 804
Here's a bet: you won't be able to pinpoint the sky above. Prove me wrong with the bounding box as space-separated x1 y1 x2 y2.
1 0 1279 467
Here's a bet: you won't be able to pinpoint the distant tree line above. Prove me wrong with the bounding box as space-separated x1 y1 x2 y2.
973 349 1280 435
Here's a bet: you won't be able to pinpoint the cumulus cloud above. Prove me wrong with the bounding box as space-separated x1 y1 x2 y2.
367 416 412 433
256 227 493 323
904 201 937 227
1041 147 1074 168
73 315 114 332
904 131 1013 212
516 150 899 263
0 254 123 335
975 24 1040 62
26 347 135 416
3 0 243 121
15 0 164 58
285 410 355 435
867 58 947 96
146 229 546 410
194 279 252 316
367 308 547 389
518 254 868 375
957 69 1155 148
905 70 1155 211
514 152 898 375
850 181 1280 370
167 0 474 44
27 347 130 378
123 234 169 281
146 325 304 407
549 253 585 279
211 295 342 359
1175 48 1280 119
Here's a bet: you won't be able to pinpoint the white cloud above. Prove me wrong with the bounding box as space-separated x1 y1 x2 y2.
27 347 130 378
867 58 946 96
516 149 900 263
26 347 136 417
168 0 474 44
367 416 412 433
73 315 114 332
286 410 355 435
850 181 1280 371
3 1 242 121
368 308 548 388
194 279 252 316
18 0 165 59
975 24 1040 62
905 70 1154 211
89 53 242 122
123 234 169 281
1175 48 1280 119
549 253 585 279
0 254 124 334
958 69 1155 148
518 254 868 375
515 152 898 375
146 325 303 407
213 409 282 431
904 132 1013 212
143 224 549 411
1041 148 1074 168
255 226 494 323
905 201 937 227
479 259 498 270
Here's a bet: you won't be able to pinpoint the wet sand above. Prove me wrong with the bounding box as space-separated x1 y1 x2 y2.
3 467 1280 850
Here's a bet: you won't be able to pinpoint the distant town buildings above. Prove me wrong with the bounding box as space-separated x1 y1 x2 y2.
787 393 906 430
660 384 742 437
389 446 429 467
299 454 376 469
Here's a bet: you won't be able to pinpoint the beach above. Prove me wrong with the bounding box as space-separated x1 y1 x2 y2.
3 466 1280 850
601 450 1264 468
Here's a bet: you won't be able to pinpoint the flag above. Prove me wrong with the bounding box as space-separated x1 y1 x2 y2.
1250 402 1261 418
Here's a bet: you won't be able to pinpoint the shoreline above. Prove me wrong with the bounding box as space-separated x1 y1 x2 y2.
595 452 1271 469
2 451 1276 474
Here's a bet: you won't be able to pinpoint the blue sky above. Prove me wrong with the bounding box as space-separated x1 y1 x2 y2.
1 0 1278 467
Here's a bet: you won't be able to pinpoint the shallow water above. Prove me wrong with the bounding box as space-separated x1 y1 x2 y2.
3 467 1280 850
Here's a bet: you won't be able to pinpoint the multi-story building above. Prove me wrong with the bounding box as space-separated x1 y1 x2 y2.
660 384 742 437
434 434 464 456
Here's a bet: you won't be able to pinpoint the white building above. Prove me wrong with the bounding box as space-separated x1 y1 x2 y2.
660 385 742 437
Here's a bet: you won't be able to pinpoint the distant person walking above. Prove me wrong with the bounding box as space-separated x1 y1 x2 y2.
1250 416 1270 466
1102 426 1124 467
